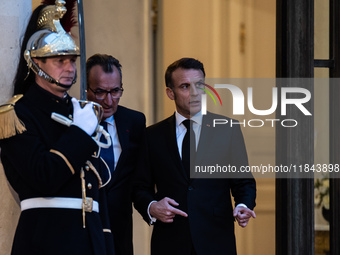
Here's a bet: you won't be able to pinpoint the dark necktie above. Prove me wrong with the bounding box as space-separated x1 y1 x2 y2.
182 119 196 178
100 121 115 173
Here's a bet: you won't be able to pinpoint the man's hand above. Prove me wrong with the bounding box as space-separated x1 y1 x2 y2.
71 98 98 136
233 206 256 228
149 197 188 223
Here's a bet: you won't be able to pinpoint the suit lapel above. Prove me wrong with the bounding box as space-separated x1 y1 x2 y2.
109 107 130 185
115 117 129 152
166 114 189 181
196 113 215 157
192 113 215 179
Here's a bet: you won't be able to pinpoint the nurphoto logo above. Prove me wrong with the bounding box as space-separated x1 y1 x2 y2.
200 81 312 128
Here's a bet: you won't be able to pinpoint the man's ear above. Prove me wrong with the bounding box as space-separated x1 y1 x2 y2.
32 58 39 66
166 87 175 100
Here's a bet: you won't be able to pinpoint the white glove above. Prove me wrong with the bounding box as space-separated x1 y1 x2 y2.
71 97 98 136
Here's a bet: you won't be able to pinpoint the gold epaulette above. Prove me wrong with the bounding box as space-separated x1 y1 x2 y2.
0 95 26 139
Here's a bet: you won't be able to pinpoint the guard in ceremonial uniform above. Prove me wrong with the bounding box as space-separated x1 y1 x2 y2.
0 1 115 254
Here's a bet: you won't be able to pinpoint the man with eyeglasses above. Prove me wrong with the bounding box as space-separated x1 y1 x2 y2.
86 54 146 255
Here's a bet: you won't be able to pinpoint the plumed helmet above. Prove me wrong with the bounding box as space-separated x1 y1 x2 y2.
24 0 79 87
25 0 79 58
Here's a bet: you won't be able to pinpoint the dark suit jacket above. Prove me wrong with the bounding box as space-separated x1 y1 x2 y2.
133 112 256 255
106 105 146 255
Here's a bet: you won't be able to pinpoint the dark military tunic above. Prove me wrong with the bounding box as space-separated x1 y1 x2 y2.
0 83 115 255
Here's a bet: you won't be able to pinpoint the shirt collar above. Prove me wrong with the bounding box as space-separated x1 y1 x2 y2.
175 111 202 127
103 115 114 126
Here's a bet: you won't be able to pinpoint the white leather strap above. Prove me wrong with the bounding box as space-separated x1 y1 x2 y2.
20 197 99 213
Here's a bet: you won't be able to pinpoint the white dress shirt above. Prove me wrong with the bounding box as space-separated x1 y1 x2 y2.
175 111 202 158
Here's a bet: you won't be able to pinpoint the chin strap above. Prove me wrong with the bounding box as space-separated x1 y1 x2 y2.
24 50 77 89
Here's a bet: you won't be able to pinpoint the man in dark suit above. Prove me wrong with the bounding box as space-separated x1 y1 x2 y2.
133 58 256 255
87 54 146 255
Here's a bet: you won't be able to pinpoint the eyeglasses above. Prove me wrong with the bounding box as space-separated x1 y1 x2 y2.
88 87 124 100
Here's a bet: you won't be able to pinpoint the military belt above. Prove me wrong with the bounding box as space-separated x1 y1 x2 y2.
20 197 99 213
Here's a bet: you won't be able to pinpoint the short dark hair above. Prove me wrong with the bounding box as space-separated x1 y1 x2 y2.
86 54 122 89
165 58 205 88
